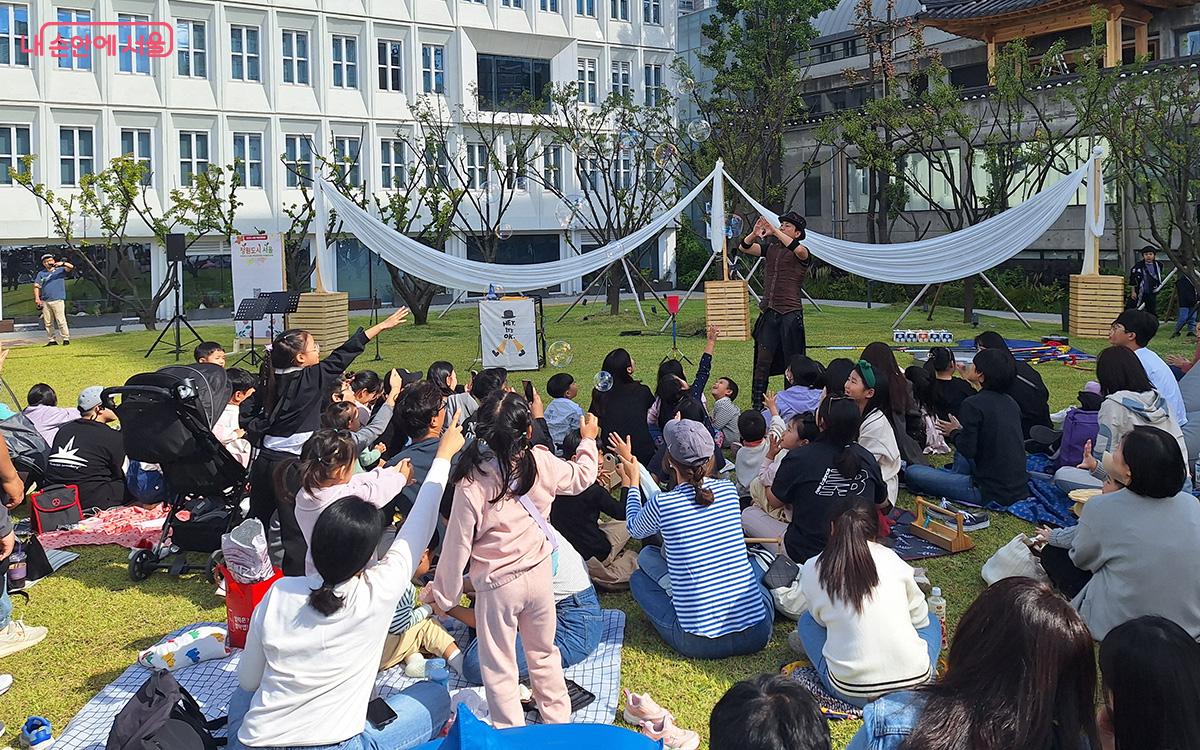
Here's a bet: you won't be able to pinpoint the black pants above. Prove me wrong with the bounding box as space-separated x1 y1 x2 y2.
1037 544 1093 600
248 449 308 577
751 308 806 409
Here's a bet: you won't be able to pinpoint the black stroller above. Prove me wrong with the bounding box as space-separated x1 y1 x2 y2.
102 364 248 582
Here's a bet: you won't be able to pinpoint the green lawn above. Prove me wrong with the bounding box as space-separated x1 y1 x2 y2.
3 301 1193 747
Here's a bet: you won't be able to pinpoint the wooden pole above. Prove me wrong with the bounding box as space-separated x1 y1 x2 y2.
722 237 729 282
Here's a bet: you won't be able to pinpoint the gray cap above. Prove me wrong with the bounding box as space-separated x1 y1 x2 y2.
78 386 105 412
664 419 713 465
40 253 54 262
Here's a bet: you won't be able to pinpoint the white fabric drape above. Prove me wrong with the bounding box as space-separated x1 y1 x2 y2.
313 169 715 293
723 157 1098 285
709 159 725 256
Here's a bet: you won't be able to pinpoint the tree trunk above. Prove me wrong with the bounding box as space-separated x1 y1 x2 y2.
387 266 438 325
963 276 976 324
607 267 621 315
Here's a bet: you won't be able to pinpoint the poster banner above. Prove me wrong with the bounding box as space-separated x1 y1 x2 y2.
480 298 540 371
230 234 286 340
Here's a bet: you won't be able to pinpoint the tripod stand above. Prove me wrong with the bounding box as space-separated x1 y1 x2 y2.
145 260 202 360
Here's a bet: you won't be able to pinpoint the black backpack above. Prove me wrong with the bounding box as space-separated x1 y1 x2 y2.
106 670 227 750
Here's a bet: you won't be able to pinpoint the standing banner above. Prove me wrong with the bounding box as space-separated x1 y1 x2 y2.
480 298 540 370
230 234 286 340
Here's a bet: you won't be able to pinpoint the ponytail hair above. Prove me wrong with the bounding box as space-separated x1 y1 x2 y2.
298 429 358 492
450 392 538 504
665 451 715 506
819 396 864 480
260 329 310 415
308 495 384 616
817 497 880 612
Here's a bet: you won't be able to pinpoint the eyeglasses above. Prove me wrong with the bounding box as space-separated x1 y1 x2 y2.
1110 323 1126 332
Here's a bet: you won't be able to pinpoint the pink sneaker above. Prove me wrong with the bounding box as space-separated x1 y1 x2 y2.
622 689 670 726
639 715 700 750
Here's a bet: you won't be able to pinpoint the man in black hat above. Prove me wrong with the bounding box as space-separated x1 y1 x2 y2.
737 211 810 409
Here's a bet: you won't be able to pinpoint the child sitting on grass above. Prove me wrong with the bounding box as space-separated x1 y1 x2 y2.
710 376 741 448
378 529 465 677
741 411 818 556
733 409 769 498
214 368 256 467
543 373 583 452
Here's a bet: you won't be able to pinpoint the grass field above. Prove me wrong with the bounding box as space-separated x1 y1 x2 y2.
2 300 1194 748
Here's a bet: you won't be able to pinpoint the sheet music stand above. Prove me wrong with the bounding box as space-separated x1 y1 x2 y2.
259 291 301 340
232 297 269 367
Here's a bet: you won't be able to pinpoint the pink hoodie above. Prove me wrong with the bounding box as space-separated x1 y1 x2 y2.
430 439 598 610
295 466 410 576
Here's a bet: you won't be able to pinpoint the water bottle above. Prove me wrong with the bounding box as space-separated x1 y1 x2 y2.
928 587 948 677
8 542 26 591
426 657 450 688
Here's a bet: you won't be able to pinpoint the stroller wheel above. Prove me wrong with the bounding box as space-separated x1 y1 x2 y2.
204 552 223 584
129 549 156 582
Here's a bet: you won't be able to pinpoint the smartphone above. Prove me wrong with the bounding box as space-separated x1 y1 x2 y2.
523 379 535 402
367 697 397 729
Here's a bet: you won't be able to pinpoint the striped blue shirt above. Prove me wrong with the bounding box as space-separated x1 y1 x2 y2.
626 478 767 638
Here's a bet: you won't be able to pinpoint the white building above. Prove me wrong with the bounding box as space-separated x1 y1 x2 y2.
0 0 678 324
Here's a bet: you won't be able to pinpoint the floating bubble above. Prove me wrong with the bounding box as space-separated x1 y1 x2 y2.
726 214 744 238
554 193 585 228
496 223 514 240
619 129 641 150
653 142 679 167
675 77 696 96
483 180 501 204
547 340 573 368
593 370 614 393
688 119 712 143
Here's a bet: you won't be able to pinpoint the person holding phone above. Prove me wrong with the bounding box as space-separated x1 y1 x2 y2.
737 212 811 411
33 253 74 347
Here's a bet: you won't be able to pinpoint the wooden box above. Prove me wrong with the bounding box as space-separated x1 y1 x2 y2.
286 291 349 353
705 280 751 341
1069 274 1125 339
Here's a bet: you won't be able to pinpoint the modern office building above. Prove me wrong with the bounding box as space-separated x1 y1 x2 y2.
0 0 679 325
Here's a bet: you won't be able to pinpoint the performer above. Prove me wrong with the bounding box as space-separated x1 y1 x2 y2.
1128 245 1163 316
739 211 810 410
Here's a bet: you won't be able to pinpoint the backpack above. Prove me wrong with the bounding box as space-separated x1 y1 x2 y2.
1053 407 1100 470
1 412 49 477
106 670 226 750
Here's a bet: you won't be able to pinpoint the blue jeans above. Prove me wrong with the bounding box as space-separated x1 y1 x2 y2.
224 682 450 750
460 586 605 684
0 575 10 629
795 611 941 709
629 545 774 659
1176 306 1197 336
902 453 983 506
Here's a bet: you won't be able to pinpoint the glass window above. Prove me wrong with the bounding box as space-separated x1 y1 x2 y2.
611 60 631 98
118 13 151 74
285 134 313 187
576 0 595 17
643 63 663 106
230 25 260 82
540 0 559 11
378 40 403 92
0 4 30 66
333 136 361 183
179 130 209 186
613 148 632 189
1178 28 1200 56
846 160 870 214
0 124 31 185
501 0 523 6
59 126 94 186
380 138 406 188
56 9 92 70
577 57 597 104
282 30 309 85
611 0 628 21
422 43 445 94
543 144 562 192
120 128 152 186
465 142 487 190
803 170 821 216
175 19 206 78
424 143 450 188
642 0 660 24
579 153 600 189
901 150 958 211
332 34 358 89
476 53 551 111
232 132 263 188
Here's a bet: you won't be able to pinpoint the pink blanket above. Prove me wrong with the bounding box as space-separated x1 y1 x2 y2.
39 504 168 550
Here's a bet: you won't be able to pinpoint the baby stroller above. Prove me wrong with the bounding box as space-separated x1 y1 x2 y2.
102 364 247 582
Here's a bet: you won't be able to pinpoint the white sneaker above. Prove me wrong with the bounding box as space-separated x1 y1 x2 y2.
0 622 47 658
404 653 427 679
0 673 12 696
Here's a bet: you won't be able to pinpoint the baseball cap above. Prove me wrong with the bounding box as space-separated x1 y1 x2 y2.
78 385 105 412
40 253 54 262
663 419 713 465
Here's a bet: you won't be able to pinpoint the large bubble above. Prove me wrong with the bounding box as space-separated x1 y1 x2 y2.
675 77 696 96
688 119 712 143
593 370 614 392
547 340 573 368
653 142 679 167
495 223 513 240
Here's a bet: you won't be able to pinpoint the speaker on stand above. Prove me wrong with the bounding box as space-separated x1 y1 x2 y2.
145 232 203 360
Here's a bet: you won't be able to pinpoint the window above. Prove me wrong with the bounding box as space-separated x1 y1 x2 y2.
332 34 358 89
465 142 487 190
284 134 313 187
178 131 209 186
846 160 870 214
0 3 29 66
232 132 263 187
424 143 449 188
380 138 406 187
540 0 559 11
282 30 309 85
901 151 956 211
176 19 206 77
378 40 403 92
501 0 523 6
476 53 551 111
579 154 600 190
613 148 632 189
576 0 595 17
803 170 821 216
577 57 597 104
543 144 562 191
230 25 260 81
611 60 631 98
643 63 663 106
422 44 445 94
642 0 660 24
56 9 91 70
505 141 528 190
118 13 151 74
1179 28 1200 56
59 127 94 186
0 124 31 185
120 128 152 186
333 136 361 183
611 0 628 21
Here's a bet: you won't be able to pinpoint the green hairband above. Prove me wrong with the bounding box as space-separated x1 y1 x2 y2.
856 359 876 389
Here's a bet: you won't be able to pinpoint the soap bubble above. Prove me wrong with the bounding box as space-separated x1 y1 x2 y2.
619 129 641 150
593 370 614 393
653 142 678 167
484 180 501 204
547 340 573 368
688 119 712 143
675 77 695 96
555 194 585 228
726 214 744 238
496 223 513 240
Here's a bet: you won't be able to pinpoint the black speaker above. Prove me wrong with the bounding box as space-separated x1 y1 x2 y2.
166 233 186 262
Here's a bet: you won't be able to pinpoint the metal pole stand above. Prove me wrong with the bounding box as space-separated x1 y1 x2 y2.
145 262 202 360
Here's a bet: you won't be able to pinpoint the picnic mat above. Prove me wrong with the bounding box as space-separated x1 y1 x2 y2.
38 504 168 550
884 508 955 562
781 662 862 721
55 612 626 750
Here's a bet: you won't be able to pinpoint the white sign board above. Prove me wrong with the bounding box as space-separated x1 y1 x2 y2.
230 234 286 340
480 298 540 371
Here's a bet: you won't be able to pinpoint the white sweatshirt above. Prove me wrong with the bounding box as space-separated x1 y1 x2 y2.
294 465 410 576
235 458 448 748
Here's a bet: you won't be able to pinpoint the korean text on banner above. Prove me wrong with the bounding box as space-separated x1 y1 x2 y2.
230 234 286 340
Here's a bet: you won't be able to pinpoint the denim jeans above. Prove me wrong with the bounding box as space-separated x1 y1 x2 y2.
224 682 450 750
901 453 983 506
795 611 941 709
459 586 605 685
629 545 774 659
1176 306 1198 336
0 575 10 629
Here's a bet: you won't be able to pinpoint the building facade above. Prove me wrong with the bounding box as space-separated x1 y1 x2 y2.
0 0 678 324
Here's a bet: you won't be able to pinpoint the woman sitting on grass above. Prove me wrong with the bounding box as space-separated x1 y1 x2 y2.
843 360 900 508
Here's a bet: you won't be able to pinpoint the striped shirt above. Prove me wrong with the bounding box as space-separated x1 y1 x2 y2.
626 478 767 638
388 584 432 635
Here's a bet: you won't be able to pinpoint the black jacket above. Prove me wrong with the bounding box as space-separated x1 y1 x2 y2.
951 390 1029 506
550 483 626 561
47 419 128 510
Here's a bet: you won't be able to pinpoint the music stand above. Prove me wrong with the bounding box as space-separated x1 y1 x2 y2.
232 297 269 367
259 291 301 340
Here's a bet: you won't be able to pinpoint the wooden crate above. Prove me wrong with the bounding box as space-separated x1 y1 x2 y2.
1069 274 1125 338
286 291 349 352
705 280 751 341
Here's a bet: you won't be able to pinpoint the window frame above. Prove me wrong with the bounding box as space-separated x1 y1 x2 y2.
577 57 597 104
229 24 261 82
56 8 92 70
540 0 560 11
332 135 361 184
284 134 314 187
178 130 210 187
611 59 631 98
0 124 32 185
281 29 310 85
643 63 663 106
175 18 206 78
576 0 596 17
542 143 562 192
610 0 629 21
58 126 94 186
380 138 406 188
464 142 488 190
0 3 30 67
232 131 263 188
642 0 660 24
119 127 153 186
421 43 445 94
377 38 403 92
331 34 359 89
117 12 152 75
